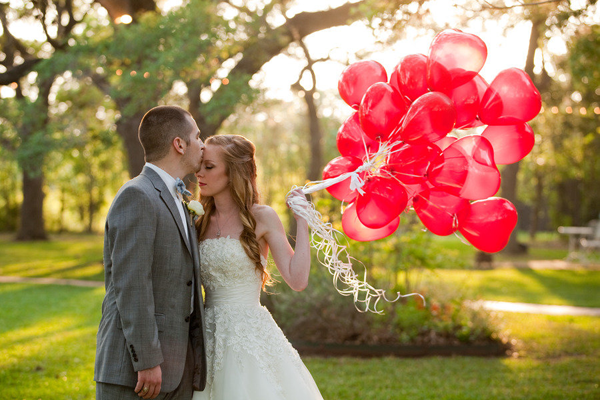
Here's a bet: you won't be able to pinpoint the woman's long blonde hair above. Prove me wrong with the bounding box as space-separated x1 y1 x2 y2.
196 134 271 289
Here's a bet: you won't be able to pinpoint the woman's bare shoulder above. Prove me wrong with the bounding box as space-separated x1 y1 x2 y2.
251 204 279 222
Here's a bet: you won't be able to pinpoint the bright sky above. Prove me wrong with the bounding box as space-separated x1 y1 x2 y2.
3 0 594 103
255 0 537 111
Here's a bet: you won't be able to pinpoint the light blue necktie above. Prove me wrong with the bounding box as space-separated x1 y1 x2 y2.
175 177 192 197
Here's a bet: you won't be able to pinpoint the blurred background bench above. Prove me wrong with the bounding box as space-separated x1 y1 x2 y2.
558 220 600 261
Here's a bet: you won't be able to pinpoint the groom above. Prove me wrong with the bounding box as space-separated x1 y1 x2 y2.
95 105 207 399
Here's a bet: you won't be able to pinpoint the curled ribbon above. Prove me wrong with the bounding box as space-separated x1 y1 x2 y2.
286 140 425 313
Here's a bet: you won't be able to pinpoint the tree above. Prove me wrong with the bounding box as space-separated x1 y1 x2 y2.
0 0 87 239
46 80 127 232
469 0 598 252
63 0 437 177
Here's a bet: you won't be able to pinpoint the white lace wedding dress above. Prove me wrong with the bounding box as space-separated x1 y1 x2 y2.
192 236 323 400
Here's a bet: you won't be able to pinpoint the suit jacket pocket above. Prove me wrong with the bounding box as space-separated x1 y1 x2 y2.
116 313 166 332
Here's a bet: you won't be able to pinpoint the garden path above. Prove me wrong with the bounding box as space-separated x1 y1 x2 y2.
1 268 599 316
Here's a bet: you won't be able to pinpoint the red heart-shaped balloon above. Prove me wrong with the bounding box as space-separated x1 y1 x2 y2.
383 143 441 185
428 29 487 93
356 175 408 229
390 54 429 102
404 181 432 207
323 156 364 202
481 123 535 165
450 74 488 129
394 92 456 144
413 188 470 236
479 68 542 125
428 135 500 200
338 60 388 109
337 113 381 160
433 135 458 151
342 202 400 242
457 197 518 253
359 82 410 142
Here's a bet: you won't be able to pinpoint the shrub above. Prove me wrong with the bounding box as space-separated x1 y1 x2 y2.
265 221 506 348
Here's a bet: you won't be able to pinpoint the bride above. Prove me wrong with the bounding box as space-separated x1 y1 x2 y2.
192 134 323 400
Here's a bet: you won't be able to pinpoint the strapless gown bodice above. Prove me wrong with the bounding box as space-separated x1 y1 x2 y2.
199 236 264 308
193 237 323 400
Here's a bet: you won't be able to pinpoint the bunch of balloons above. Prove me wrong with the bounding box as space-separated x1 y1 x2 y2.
325 29 541 253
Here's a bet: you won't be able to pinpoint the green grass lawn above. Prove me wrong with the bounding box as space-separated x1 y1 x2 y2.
0 234 598 399
428 231 573 266
0 283 598 400
0 283 103 399
0 233 105 281
0 233 598 308
424 268 600 308
307 312 600 399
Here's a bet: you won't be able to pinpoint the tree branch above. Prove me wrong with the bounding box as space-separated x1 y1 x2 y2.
89 72 112 96
0 3 30 57
193 1 365 136
480 0 563 10
0 59 43 85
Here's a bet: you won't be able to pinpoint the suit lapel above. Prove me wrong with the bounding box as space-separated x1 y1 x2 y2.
142 167 192 256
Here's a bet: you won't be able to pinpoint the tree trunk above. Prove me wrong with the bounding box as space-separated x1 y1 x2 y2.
87 175 96 233
116 112 146 178
529 168 543 240
305 90 323 182
500 162 526 253
501 17 542 254
58 187 66 233
16 168 47 241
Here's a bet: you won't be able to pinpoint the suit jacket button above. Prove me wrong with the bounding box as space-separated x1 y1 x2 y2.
185 316 190 322
187 280 193 286
133 357 138 362
130 345 134 349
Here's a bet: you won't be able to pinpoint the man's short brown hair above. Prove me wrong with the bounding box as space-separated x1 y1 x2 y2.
138 105 193 162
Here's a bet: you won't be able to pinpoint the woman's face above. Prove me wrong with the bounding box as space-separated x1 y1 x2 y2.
196 144 229 197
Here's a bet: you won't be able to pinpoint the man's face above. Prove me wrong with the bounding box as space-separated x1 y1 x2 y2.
181 115 204 174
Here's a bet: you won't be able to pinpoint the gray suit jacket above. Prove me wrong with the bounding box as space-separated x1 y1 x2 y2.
95 166 207 392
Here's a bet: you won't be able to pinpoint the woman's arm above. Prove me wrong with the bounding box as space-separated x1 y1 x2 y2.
261 192 311 291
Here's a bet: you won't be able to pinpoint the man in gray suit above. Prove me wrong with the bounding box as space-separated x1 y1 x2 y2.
95 105 207 399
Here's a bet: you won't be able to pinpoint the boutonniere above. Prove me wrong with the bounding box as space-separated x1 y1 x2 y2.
185 200 205 217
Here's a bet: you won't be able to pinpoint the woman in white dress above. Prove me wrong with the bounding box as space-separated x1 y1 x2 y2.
192 134 323 400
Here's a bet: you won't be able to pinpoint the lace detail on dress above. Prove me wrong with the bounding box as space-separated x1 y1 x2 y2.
199 236 263 291
203 305 307 398
198 237 313 398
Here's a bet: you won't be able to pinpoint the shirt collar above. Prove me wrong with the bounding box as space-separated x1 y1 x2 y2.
145 162 180 200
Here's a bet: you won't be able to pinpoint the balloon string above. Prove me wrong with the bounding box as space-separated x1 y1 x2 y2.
286 187 425 313
301 139 401 196
287 137 426 313
412 190 461 222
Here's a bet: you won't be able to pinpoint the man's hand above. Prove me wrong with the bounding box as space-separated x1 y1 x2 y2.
135 365 162 399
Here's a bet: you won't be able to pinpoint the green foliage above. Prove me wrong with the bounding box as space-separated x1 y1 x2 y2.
45 81 128 232
569 24 600 97
45 0 243 117
0 149 20 232
0 99 22 231
519 19 600 229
